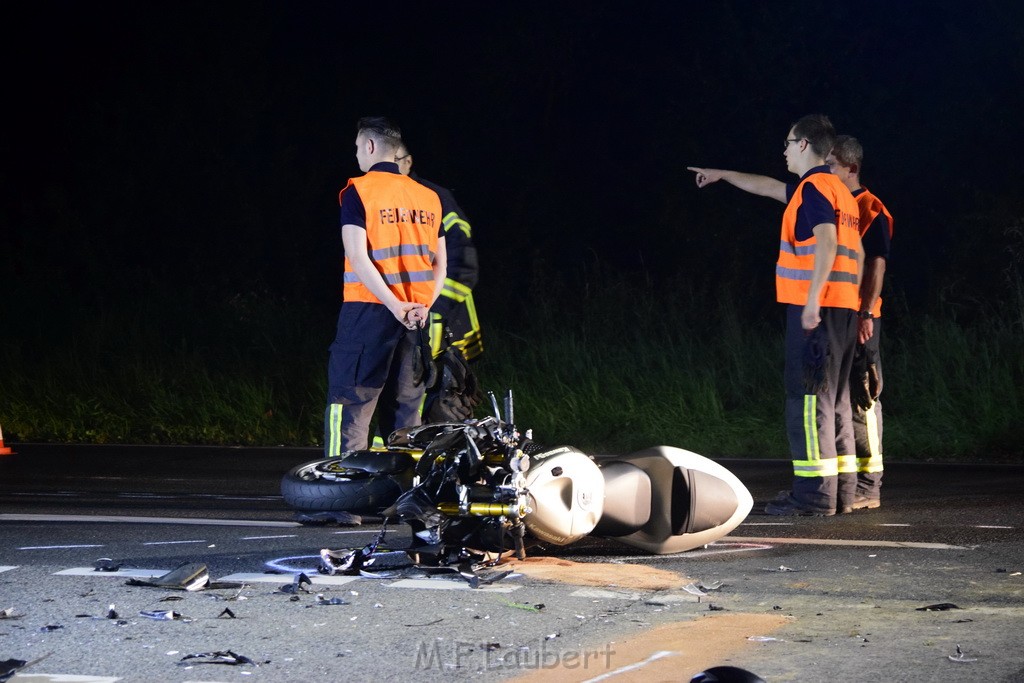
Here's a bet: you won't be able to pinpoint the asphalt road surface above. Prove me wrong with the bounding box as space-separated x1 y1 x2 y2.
1 444 1022 682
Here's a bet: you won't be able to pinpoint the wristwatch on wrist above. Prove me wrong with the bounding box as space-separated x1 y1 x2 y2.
857 311 874 320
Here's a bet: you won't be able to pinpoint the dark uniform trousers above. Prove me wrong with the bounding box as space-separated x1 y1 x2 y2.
784 305 858 512
851 318 884 500
325 302 423 455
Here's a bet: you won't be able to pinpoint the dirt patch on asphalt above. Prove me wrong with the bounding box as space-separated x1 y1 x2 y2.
502 556 690 591
508 612 790 682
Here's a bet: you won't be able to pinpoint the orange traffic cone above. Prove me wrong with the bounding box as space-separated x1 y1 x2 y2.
0 423 15 455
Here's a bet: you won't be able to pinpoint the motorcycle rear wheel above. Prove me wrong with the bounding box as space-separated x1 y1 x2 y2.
280 458 406 513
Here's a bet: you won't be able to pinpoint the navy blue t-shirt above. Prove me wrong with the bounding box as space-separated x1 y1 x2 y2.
785 166 838 242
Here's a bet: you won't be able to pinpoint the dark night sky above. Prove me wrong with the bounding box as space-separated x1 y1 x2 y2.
5 1 1024 315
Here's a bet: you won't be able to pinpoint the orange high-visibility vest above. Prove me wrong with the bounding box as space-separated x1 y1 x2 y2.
776 173 861 310
855 187 894 318
339 172 442 306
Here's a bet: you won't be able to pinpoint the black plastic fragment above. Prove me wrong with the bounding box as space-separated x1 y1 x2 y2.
276 572 313 594
178 650 263 666
93 558 124 572
691 665 767 683
218 608 236 619
0 659 26 683
916 602 961 611
295 511 363 526
314 594 350 606
140 609 189 621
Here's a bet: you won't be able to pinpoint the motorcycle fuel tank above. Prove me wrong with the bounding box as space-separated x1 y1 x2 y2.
522 446 605 546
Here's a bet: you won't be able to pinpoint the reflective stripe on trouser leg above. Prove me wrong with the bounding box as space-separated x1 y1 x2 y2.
325 403 343 457
792 395 840 478
856 401 883 472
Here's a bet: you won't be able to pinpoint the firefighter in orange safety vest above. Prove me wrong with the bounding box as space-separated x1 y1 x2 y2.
324 117 447 455
827 135 894 512
688 113 864 516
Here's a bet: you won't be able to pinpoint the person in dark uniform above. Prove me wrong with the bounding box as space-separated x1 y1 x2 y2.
827 135 894 512
324 117 447 455
394 142 483 361
688 114 864 516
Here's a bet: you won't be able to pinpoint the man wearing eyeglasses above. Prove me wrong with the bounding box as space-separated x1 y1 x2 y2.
826 136 894 513
688 114 863 517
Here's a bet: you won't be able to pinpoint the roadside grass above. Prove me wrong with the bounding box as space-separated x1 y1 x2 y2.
1 271 1021 462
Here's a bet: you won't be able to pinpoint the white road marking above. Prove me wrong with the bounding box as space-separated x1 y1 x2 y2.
742 522 795 526
387 578 519 592
583 650 678 682
218 572 360 586
0 513 301 527
975 525 1014 529
878 523 912 527
8 674 122 682
604 541 773 562
0 565 18 573
571 588 640 600
55 567 168 578
18 544 105 550
725 535 971 550
141 539 207 546
241 534 298 540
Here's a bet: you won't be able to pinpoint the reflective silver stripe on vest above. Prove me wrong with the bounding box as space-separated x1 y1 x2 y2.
369 244 435 261
344 269 435 284
776 266 860 283
779 241 860 259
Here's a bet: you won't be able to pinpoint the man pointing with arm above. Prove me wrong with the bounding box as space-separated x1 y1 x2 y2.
688 114 863 516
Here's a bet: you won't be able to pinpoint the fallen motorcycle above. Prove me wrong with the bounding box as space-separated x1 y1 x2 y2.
281 391 752 567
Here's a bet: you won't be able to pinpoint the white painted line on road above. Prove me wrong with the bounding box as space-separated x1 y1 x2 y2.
0 566 18 573
0 513 301 527
571 588 640 600
387 578 519 592
18 544 105 550
975 525 1014 529
8 674 122 682
55 567 169 579
218 572 360 586
583 650 678 682
742 522 795 526
726 536 971 550
878 523 912 527
605 541 774 562
118 493 176 498
141 539 207 546
241 534 299 540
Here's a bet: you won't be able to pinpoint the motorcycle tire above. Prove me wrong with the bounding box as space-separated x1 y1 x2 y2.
280 458 405 513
